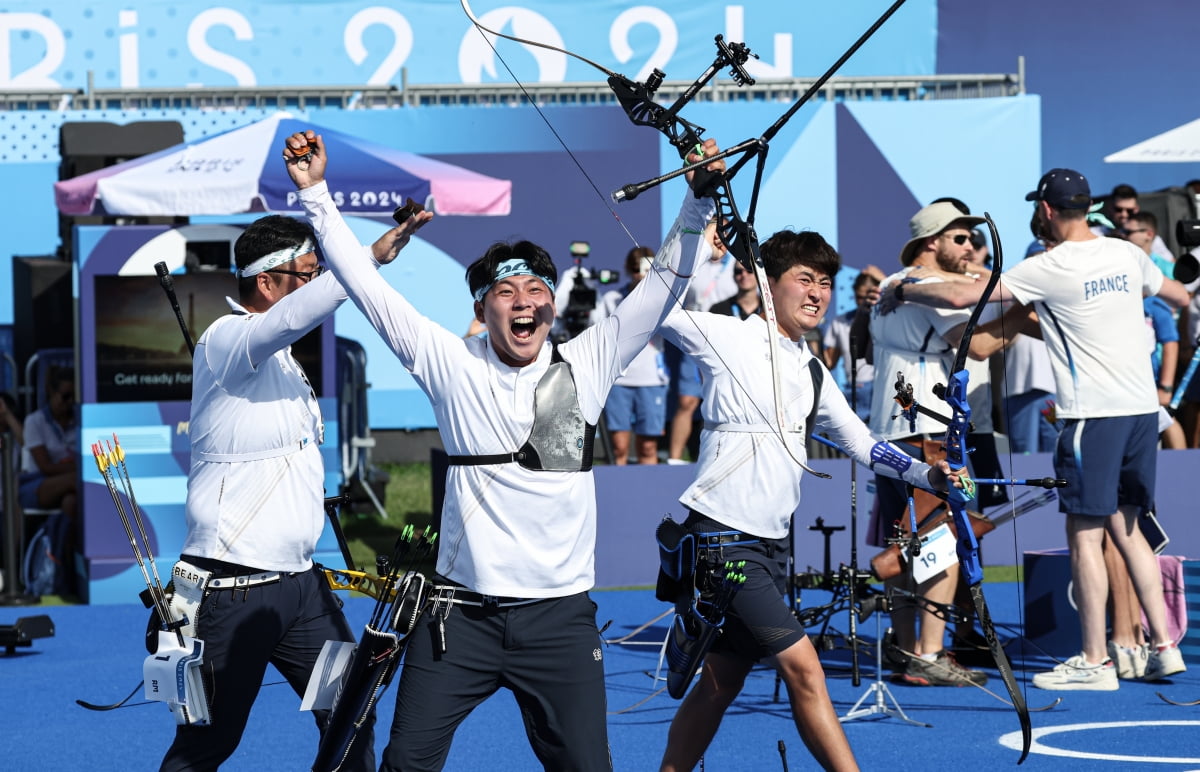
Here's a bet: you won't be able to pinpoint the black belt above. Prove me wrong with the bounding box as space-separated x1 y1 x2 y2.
695 530 759 548
430 584 544 608
446 452 527 466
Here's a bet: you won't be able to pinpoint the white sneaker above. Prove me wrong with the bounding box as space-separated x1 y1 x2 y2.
1107 641 1149 679
1145 643 1187 681
1032 654 1119 691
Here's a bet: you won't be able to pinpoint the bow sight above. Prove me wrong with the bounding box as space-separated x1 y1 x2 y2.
606 35 760 273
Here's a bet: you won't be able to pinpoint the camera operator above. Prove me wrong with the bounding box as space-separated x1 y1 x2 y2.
552 241 619 342
1171 217 1200 446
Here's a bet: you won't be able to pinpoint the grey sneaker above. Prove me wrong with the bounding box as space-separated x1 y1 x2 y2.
1144 643 1187 681
1107 641 1148 679
1032 655 1118 691
895 651 988 687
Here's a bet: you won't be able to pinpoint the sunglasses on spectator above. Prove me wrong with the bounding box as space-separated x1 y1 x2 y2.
1113 205 1138 215
942 233 971 245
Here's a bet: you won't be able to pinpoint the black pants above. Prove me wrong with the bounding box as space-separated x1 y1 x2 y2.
380 591 611 771
159 565 372 772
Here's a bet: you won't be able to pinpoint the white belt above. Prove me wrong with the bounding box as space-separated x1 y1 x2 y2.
207 571 283 590
196 437 314 463
703 422 803 433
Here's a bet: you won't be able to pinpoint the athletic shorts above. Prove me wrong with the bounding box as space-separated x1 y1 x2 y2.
683 512 806 661
18 471 43 510
604 384 668 435
1055 413 1157 516
675 352 704 399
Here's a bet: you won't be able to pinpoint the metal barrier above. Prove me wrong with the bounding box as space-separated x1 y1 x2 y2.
0 57 1026 112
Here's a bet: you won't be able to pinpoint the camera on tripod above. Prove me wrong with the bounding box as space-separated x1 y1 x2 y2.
1174 219 1200 284
556 241 620 341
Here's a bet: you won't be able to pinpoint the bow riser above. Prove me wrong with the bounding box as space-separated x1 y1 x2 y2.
944 369 985 587
943 215 1031 763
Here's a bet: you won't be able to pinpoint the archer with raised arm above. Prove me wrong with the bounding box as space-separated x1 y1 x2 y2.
285 128 724 771
656 229 957 772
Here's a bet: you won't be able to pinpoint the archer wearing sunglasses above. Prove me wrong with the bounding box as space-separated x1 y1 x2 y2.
162 213 416 772
865 199 1022 688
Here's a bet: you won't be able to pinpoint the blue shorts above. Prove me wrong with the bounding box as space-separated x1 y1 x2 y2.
675 352 703 399
19 471 43 510
604 384 668 435
1055 413 1157 516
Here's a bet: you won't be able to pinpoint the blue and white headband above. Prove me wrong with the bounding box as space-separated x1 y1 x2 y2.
472 258 557 302
237 239 315 278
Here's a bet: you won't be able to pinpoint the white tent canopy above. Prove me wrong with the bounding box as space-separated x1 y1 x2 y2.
1105 117 1200 163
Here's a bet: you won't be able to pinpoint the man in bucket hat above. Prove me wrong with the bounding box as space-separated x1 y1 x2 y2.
866 200 1021 686
882 168 1190 690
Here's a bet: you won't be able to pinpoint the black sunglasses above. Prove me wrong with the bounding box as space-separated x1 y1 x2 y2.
267 265 325 283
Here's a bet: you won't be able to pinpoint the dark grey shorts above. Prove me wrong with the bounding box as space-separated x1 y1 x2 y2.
684 512 807 661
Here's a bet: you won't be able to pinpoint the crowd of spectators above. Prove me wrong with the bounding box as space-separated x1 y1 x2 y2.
549 177 1200 464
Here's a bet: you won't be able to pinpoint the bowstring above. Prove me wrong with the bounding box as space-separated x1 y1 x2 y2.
988 235 1033 714
464 20 638 248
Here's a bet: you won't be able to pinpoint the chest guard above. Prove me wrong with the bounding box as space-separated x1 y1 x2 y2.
448 347 596 472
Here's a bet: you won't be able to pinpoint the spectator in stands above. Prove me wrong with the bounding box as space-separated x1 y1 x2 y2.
1097 183 1172 258
1002 223 1063 454
0 391 23 446
1126 209 1188 446
822 270 879 421
1143 294 1186 448
886 168 1189 690
666 219 737 464
968 228 992 270
709 260 761 320
18 367 77 521
600 246 670 464
1126 211 1176 278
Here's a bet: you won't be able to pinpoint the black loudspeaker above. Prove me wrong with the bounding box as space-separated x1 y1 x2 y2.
12 256 73 376
58 120 183 178
57 120 185 259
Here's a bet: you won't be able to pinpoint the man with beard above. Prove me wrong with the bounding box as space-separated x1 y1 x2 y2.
889 170 1190 690
866 201 1020 686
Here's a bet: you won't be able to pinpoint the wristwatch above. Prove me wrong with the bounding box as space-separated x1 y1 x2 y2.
894 283 905 302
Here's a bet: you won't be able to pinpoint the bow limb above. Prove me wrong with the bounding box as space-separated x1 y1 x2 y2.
944 214 1030 763
324 567 395 602
460 0 618 78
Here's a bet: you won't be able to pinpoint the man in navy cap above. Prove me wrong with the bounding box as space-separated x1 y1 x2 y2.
883 167 1190 690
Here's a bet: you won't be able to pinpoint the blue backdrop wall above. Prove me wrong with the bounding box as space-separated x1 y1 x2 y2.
2 0 1193 431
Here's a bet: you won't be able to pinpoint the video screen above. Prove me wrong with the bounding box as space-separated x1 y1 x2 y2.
92 273 323 403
